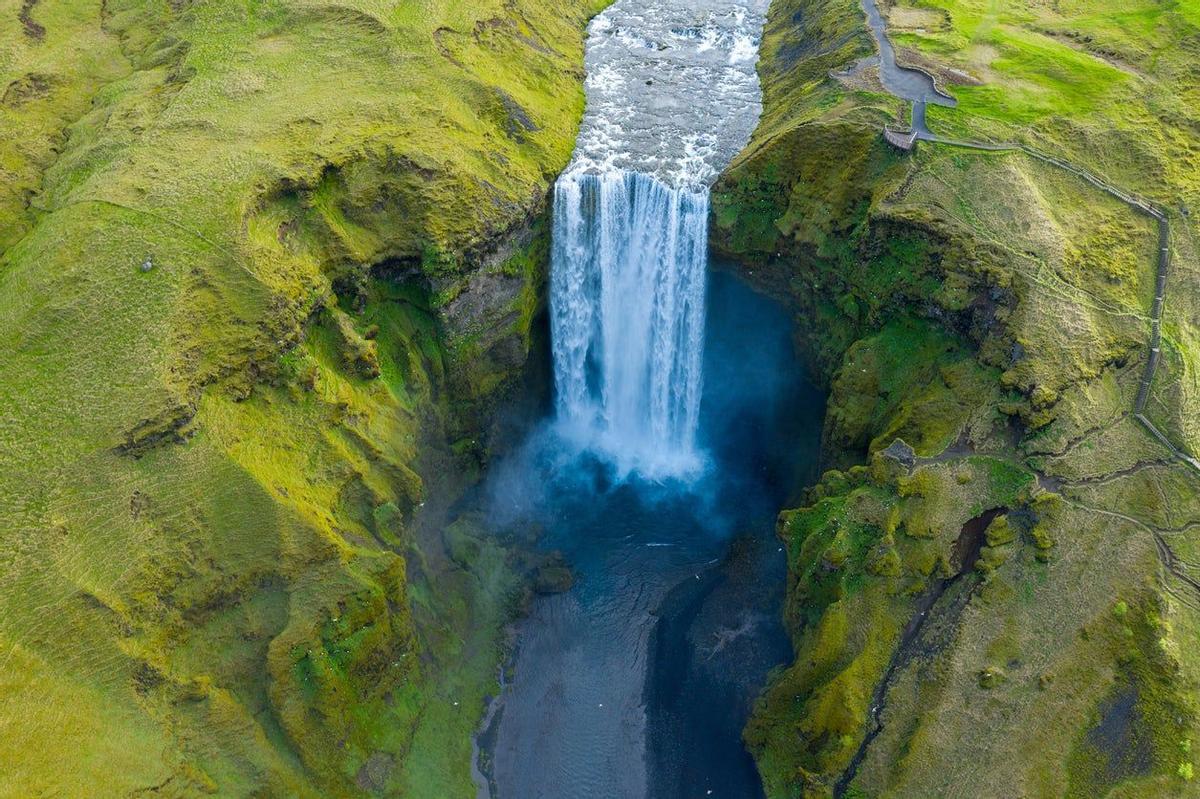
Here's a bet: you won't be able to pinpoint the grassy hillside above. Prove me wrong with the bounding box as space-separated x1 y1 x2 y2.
891 0 1200 206
0 0 603 795
712 0 1200 795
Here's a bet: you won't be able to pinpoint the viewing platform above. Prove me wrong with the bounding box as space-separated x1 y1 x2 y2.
883 125 918 151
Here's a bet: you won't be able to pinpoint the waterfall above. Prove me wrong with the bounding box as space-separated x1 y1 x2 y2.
550 170 709 478
488 1 775 794
544 0 769 479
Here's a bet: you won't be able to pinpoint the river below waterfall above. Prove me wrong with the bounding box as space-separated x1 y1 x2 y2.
477 271 824 797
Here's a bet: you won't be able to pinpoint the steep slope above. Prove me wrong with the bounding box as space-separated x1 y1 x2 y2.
0 0 604 795
712 0 1200 795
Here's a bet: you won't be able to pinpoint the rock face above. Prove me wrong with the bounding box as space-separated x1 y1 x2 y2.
712 0 1200 796
0 1 606 796
533 562 575 595
432 208 555 446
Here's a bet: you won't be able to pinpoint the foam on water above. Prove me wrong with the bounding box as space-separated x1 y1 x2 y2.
568 0 767 182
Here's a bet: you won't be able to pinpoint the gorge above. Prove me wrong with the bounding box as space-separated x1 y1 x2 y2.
482 0 810 795
2 0 1199 796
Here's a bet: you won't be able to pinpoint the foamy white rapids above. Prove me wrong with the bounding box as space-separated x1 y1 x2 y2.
571 0 769 183
550 0 768 480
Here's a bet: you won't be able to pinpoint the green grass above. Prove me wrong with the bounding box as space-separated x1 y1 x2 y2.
715 0 1200 796
750 455 1038 796
889 0 1200 205
893 0 1133 121
5 0 1199 795
0 0 604 794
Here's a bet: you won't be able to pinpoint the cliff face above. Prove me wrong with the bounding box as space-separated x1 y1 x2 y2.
0 1 603 795
713 0 1200 795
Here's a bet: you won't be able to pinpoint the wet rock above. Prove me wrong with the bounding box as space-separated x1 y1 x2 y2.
881 438 916 469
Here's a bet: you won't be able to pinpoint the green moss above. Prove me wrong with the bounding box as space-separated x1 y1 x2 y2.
1066 595 1197 798
729 1 1200 786
978 457 1035 506
0 0 606 794
824 318 1000 462
977 666 1007 689
984 515 1014 546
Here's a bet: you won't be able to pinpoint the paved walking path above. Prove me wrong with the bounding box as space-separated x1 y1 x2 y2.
829 10 1200 797
860 0 1197 472
858 0 1192 471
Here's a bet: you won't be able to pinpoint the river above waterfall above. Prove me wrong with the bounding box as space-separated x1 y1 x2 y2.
550 0 769 480
479 270 824 797
569 0 769 185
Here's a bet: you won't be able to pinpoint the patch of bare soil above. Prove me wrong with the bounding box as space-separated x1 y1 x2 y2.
897 45 982 87
20 0 45 40
3 73 54 106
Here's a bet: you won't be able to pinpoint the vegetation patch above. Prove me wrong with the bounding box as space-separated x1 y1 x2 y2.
715 0 1200 796
0 0 606 794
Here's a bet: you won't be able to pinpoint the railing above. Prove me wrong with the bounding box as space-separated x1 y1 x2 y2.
885 107 1196 474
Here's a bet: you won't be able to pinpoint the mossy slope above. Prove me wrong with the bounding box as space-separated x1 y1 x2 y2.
0 0 603 795
713 0 1200 795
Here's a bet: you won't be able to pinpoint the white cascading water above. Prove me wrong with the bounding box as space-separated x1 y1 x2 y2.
549 0 768 479
551 172 709 476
